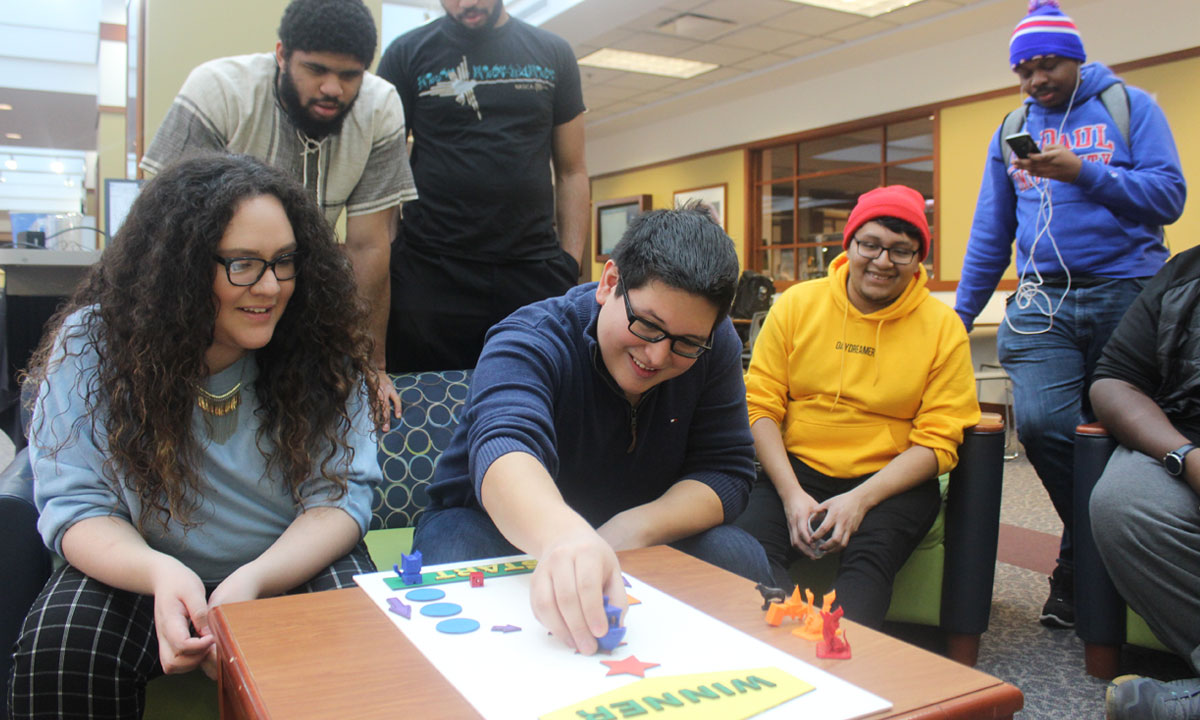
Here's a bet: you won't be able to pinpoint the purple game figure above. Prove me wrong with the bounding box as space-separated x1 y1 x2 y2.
400 550 423 585
595 595 626 653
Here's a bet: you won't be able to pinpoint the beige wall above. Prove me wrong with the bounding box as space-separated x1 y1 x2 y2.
142 0 384 157
589 150 746 279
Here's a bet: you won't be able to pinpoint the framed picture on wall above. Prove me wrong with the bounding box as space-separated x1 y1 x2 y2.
673 184 726 230
594 194 652 262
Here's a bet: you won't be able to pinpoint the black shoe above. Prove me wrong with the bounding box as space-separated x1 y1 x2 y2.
1040 565 1075 629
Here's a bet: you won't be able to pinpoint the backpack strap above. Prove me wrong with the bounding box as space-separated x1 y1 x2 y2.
1098 82 1130 149
998 82 1129 164
999 105 1029 166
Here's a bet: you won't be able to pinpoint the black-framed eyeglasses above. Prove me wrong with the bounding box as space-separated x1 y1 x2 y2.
213 252 300 286
618 278 713 359
851 238 918 266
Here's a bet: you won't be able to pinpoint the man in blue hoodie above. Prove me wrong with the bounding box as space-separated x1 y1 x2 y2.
412 206 770 655
956 0 1185 630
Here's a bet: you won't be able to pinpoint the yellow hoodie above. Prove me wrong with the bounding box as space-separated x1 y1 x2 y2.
745 255 979 479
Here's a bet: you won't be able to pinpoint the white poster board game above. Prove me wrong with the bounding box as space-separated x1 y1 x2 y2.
354 556 891 720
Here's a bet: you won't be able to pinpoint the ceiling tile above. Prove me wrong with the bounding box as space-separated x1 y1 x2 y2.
624 8 687 33
601 101 642 116
584 84 641 106
663 0 714 11
768 5 862 35
587 28 636 48
632 89 681 105
666 66 747 93
774 35 841 58
877 0 961 24
653 13 740 42
827 18 894 41
714 25 810 51
677 43 760 65
610 31 701 57
689 0 797 25
602 72 686 91
731 52 792 71
578 66 628 85
573 43 600 59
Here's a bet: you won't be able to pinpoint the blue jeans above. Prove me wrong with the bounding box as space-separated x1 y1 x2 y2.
998 277 1147 569
414 506 772 585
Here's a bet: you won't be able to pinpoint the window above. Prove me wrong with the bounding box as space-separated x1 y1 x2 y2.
750 114 935 287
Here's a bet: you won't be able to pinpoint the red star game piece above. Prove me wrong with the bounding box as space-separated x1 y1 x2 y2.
600 655 660 678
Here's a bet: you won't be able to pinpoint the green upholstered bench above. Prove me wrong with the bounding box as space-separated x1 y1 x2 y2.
363 369 472 569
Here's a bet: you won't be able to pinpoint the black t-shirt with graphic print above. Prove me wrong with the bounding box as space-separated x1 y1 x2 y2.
379 16 585 262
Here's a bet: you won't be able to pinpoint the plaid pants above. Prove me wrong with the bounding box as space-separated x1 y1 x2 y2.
7 542 374 720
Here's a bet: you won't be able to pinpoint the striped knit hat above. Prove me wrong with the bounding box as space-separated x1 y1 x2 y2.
1009 0 1086 69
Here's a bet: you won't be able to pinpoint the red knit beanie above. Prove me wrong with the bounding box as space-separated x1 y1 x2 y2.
842 185 931 260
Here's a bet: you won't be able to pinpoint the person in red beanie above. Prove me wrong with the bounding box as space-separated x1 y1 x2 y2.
735 185 980 629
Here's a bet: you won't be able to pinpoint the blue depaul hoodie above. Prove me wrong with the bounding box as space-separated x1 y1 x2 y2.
955 62 1186 330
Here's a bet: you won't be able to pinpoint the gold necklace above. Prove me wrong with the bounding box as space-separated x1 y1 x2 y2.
197 361 246 444
196 383 242 416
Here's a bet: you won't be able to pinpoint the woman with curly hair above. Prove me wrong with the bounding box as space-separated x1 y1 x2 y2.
8 153 383 719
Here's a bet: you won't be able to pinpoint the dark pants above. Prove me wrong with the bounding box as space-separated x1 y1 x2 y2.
8 543 374 720
1092 447 1200 674
734 456 940 629
387 244 578 373
414 506 773 586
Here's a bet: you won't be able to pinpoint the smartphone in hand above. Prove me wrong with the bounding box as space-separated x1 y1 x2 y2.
1005 132 1041 159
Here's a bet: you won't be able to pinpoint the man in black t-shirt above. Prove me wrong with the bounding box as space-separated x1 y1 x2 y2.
1089 246 1200 719
379 0 589 372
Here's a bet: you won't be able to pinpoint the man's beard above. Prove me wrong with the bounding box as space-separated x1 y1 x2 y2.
449 0 503 34
277 66 357 140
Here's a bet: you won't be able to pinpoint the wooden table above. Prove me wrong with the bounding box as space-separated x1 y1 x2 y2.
211 546 1022 720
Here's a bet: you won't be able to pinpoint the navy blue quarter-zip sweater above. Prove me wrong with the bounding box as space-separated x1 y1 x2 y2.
427 283 755 527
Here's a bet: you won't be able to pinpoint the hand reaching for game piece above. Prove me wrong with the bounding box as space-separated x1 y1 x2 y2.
528 527 627 655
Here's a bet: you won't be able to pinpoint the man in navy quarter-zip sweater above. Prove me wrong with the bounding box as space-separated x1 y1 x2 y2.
414 206 771 655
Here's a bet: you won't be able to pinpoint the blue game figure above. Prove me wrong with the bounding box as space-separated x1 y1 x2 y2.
596 595 625 653
399 550 423 585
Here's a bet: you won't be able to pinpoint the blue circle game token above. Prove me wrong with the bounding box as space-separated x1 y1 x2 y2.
436 618 480 634
420 602 462 617
405 588 446 602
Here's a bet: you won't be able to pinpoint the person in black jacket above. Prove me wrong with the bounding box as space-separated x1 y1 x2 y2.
1089 246 1200 720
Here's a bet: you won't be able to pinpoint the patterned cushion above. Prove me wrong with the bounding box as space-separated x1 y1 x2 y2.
372 370 472 531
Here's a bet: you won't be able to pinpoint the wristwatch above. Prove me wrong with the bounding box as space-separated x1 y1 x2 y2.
1162 443 1196 477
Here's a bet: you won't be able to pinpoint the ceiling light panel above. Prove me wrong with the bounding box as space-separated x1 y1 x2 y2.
784 0 928 18
579 48 718 79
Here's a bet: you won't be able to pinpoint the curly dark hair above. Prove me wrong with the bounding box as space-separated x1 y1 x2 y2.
278 0 377 68
27 153 381 532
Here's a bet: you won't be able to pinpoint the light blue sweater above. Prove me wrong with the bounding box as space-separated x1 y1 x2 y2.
31 310 381 584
